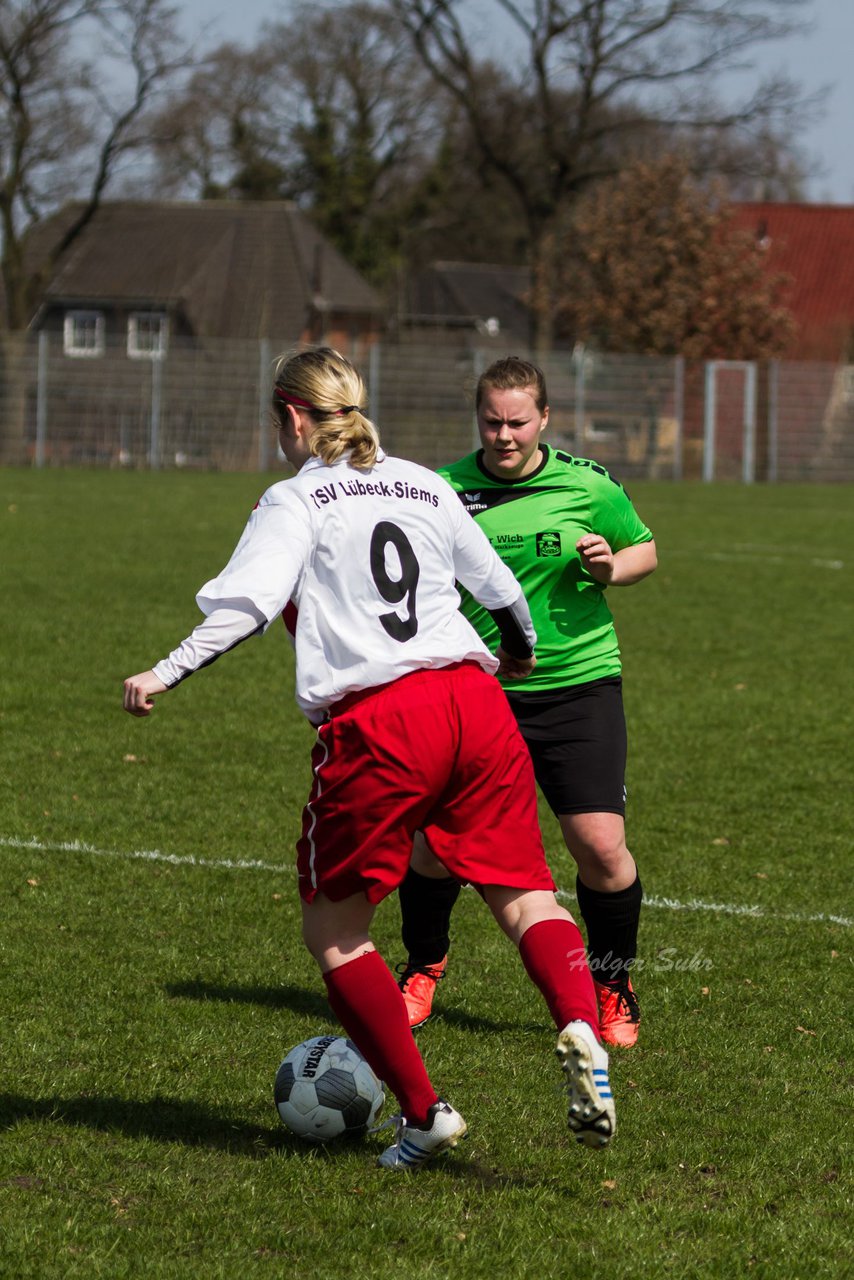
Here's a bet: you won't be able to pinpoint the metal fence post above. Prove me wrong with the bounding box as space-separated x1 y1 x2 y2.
573 343 586 455
472 348 486 450
742 362 757 484
703 361 716 482
149 356 162 469
767 360 779 483
258 337 272 471
673 355 684 481
35 331 48 468
368 342 381 432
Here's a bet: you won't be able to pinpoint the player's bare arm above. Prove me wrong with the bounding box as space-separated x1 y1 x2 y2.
123 670 168 716
495 648 537 680
576 536 657 586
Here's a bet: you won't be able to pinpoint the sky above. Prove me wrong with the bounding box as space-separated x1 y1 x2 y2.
177 0 854 204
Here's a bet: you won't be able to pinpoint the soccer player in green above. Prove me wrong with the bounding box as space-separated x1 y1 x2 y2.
397 356 657 1047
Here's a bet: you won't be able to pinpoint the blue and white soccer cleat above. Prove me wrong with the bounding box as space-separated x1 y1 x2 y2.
556 1020 616 1149
375 1098 467 1170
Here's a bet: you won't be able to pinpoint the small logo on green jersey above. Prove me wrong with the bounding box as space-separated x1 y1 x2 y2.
536 531 562 557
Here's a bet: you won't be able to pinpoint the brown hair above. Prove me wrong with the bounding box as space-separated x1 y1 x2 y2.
475 356 549 413
272 346 379 471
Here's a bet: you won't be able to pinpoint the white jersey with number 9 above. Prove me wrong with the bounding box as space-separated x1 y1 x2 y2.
195 452 528 722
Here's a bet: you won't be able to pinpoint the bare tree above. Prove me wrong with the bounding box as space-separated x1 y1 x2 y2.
393 0 817 348
265 2 440 278
145 3 440 282
147 41 285 200
149 3 442 283
684 123 808 201
0 0 191 329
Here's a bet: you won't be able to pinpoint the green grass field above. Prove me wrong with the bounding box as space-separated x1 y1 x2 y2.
1 469 851 1279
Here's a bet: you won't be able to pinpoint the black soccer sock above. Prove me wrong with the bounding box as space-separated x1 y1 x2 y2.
399 867 461 967
575 872 643 989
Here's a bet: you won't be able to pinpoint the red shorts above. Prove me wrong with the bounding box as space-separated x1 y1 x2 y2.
296 663 555 904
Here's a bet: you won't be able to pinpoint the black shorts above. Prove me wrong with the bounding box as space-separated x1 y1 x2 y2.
506 677 627 817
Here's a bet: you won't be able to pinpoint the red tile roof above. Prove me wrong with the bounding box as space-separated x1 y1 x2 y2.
729 202 854 360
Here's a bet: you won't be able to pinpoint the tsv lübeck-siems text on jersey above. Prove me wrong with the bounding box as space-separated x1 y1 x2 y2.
309 477 440 509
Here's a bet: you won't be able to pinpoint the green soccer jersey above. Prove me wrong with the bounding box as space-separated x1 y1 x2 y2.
437 445 654 690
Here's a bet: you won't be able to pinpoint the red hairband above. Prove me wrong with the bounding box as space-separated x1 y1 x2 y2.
274 387 360 415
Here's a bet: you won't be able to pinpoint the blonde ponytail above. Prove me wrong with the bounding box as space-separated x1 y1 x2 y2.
272 346 380 472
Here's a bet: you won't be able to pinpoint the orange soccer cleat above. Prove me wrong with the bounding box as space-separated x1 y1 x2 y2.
594 977 641 1048
397 956 448 1030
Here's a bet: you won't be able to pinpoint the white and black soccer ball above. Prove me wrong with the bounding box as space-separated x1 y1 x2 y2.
274 1035 384 1143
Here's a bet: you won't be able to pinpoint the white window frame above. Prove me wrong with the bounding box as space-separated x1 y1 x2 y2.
128 311 168 361
63 310 105 358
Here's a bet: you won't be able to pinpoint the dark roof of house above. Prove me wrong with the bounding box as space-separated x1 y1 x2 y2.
402 261 533 344
729 202 854 360
23 200 382 339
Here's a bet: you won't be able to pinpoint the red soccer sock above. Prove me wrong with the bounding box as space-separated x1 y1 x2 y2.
322 950 438 1126
518 918 601 1040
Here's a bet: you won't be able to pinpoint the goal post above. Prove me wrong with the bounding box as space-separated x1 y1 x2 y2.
703 360 758 483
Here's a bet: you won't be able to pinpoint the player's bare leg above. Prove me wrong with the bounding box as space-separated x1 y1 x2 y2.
301 888 378 972
409 832 450 879
559 812 635 892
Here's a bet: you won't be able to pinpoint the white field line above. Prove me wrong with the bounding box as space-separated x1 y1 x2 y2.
2 834 851 929
557 887 850 928
667 548 844 571
0 834 289 875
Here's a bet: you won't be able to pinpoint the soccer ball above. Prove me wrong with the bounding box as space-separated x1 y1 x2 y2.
274 1035 385 1143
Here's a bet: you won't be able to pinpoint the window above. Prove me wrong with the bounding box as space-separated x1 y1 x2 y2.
64 310 105 358
128 311 168 360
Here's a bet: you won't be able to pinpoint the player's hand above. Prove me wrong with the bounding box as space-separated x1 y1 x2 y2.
496 647 536 680
576 534 615 583
123 670 168 717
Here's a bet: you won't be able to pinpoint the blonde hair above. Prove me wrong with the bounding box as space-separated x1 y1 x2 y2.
272 346 380 471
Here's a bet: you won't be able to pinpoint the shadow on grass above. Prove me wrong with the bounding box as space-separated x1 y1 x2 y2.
165 979 544 1037
0 1097 575 1191
423 1150 550 1192
0 1093 300 1158
430 1008 549 1036
165 979 335 1022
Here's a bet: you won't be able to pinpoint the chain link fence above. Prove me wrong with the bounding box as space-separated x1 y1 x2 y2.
1 332 852 481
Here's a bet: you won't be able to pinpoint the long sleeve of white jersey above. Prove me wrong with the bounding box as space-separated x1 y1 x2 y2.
446 490 536 654
152 603 267 688
194 490 313 622
149 454 537 719
149 492 312 688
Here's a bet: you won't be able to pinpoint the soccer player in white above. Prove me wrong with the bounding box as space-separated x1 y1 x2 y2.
123 346 615 1169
